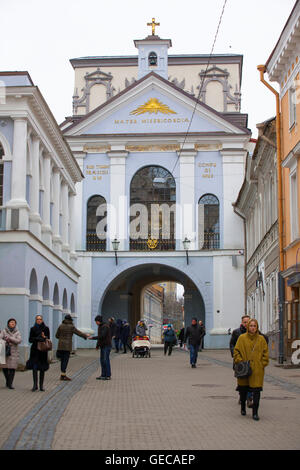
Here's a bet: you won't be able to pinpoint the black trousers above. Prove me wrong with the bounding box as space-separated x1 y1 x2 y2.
164 342 173 355
240 388 260 411
59 351 71 373
2 368 15 387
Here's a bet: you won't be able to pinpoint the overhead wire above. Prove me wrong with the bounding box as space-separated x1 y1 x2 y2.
170 0 229 177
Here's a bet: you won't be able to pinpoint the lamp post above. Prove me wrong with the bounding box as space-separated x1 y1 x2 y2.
112 238 120 265
183 237 191 265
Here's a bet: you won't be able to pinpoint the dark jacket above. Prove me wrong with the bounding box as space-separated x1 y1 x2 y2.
121 323 130 343
164 328 177 344
230 324 269 357
92 322 112 348
109 320 117 338
55 319 87 351
184 324 204 346
178 328 185 341
26 322 50 371
115 319 122 340
230 325 247 357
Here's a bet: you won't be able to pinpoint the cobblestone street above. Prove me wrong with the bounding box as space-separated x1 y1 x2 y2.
1 346 300 450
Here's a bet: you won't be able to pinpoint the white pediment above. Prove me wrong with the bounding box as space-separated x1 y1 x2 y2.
64 74 247 137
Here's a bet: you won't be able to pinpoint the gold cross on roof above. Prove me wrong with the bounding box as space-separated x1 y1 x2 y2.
147 17 160 35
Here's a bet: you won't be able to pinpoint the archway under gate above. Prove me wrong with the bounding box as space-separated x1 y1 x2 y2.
100 263 205 337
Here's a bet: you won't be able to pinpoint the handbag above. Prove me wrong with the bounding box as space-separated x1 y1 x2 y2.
234 360 252 378
234 338 258 378
37 339 52 352
5 343 11 357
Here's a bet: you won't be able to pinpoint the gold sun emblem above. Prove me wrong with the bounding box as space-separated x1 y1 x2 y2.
147 238 158 249
130 98 177 116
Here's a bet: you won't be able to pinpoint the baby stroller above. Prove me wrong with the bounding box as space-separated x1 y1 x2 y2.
132 335 151 358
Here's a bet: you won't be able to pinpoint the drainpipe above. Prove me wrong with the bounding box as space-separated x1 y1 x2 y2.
257 64 285 364
232 204 247 315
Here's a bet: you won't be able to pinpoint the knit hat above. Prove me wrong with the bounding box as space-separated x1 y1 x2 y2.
64 314 73 321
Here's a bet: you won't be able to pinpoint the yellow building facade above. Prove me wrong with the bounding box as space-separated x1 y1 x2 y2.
262 0 300 360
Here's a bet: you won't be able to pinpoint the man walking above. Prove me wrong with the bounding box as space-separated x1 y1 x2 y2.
184 318 203 368
89 315 112 380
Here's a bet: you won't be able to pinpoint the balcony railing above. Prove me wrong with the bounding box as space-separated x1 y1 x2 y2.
86 232 106 252
130 238 176 251
199 232 220 250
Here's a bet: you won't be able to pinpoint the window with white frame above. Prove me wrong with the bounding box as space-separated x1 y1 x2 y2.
289 84 297 129
290 166 299 241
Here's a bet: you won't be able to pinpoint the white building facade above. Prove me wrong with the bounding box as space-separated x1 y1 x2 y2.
61 30 251 348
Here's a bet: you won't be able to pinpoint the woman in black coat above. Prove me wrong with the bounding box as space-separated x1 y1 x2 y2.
26 315 50 391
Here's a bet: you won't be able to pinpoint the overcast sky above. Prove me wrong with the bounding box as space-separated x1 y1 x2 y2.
1 0 296 136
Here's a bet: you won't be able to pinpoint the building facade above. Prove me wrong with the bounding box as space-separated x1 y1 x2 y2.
0 72 83 363
234 118 279 358
61 29 251 349
263 0 300 360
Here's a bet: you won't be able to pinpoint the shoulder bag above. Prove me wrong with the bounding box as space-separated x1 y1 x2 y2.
37 338 52 352
234 338 258 378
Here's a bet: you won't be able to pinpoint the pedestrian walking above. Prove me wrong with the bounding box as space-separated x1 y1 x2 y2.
89 315 112 380
55 314 89 381
163 324 177 356
183 318 203 368
121 320 132 353
0 318 21 389
178 327 185 348
114 319 123 353
233 318 269 421
198 321 206 351
26 315 50 391
108 317 117 351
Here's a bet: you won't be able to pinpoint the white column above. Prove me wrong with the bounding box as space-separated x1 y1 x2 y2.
61 181 70 263
41 154 52 247
179 149 196 249
8 118 29 229
107 148 128 250
221 148 246 249
73 153 85 250
52 167 62 256
29 136 42 238
69 193 77 267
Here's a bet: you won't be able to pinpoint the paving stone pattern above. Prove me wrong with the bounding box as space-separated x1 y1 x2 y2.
1 347 300 450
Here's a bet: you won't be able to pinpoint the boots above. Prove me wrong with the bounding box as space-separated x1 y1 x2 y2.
7 369 15 389
2 368 9 387
32 370 38 391
240 390 247 416
39 371 45 391
252 391 260 421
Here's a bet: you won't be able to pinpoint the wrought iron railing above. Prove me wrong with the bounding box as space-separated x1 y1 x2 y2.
199 232 220 250
86 232 106 252
130 238 176 251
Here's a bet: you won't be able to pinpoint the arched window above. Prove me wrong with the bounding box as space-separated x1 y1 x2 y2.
62 289 68 310
130 166 176 251
29 269 38 295
148 51 158 66
70 293 75 313
42 277 49 300
86 195 107 251
198 194 220 249
53 283 59 306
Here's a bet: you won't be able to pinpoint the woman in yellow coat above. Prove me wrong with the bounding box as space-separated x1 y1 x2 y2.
233 318 269 420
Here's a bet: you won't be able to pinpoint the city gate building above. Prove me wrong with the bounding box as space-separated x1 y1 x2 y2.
61 26 251 349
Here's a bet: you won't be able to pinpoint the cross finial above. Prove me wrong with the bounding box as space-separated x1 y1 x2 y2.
147 17 160 36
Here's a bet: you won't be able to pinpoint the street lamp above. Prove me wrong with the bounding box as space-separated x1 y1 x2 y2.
112 238 120 265
182 237 191 265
